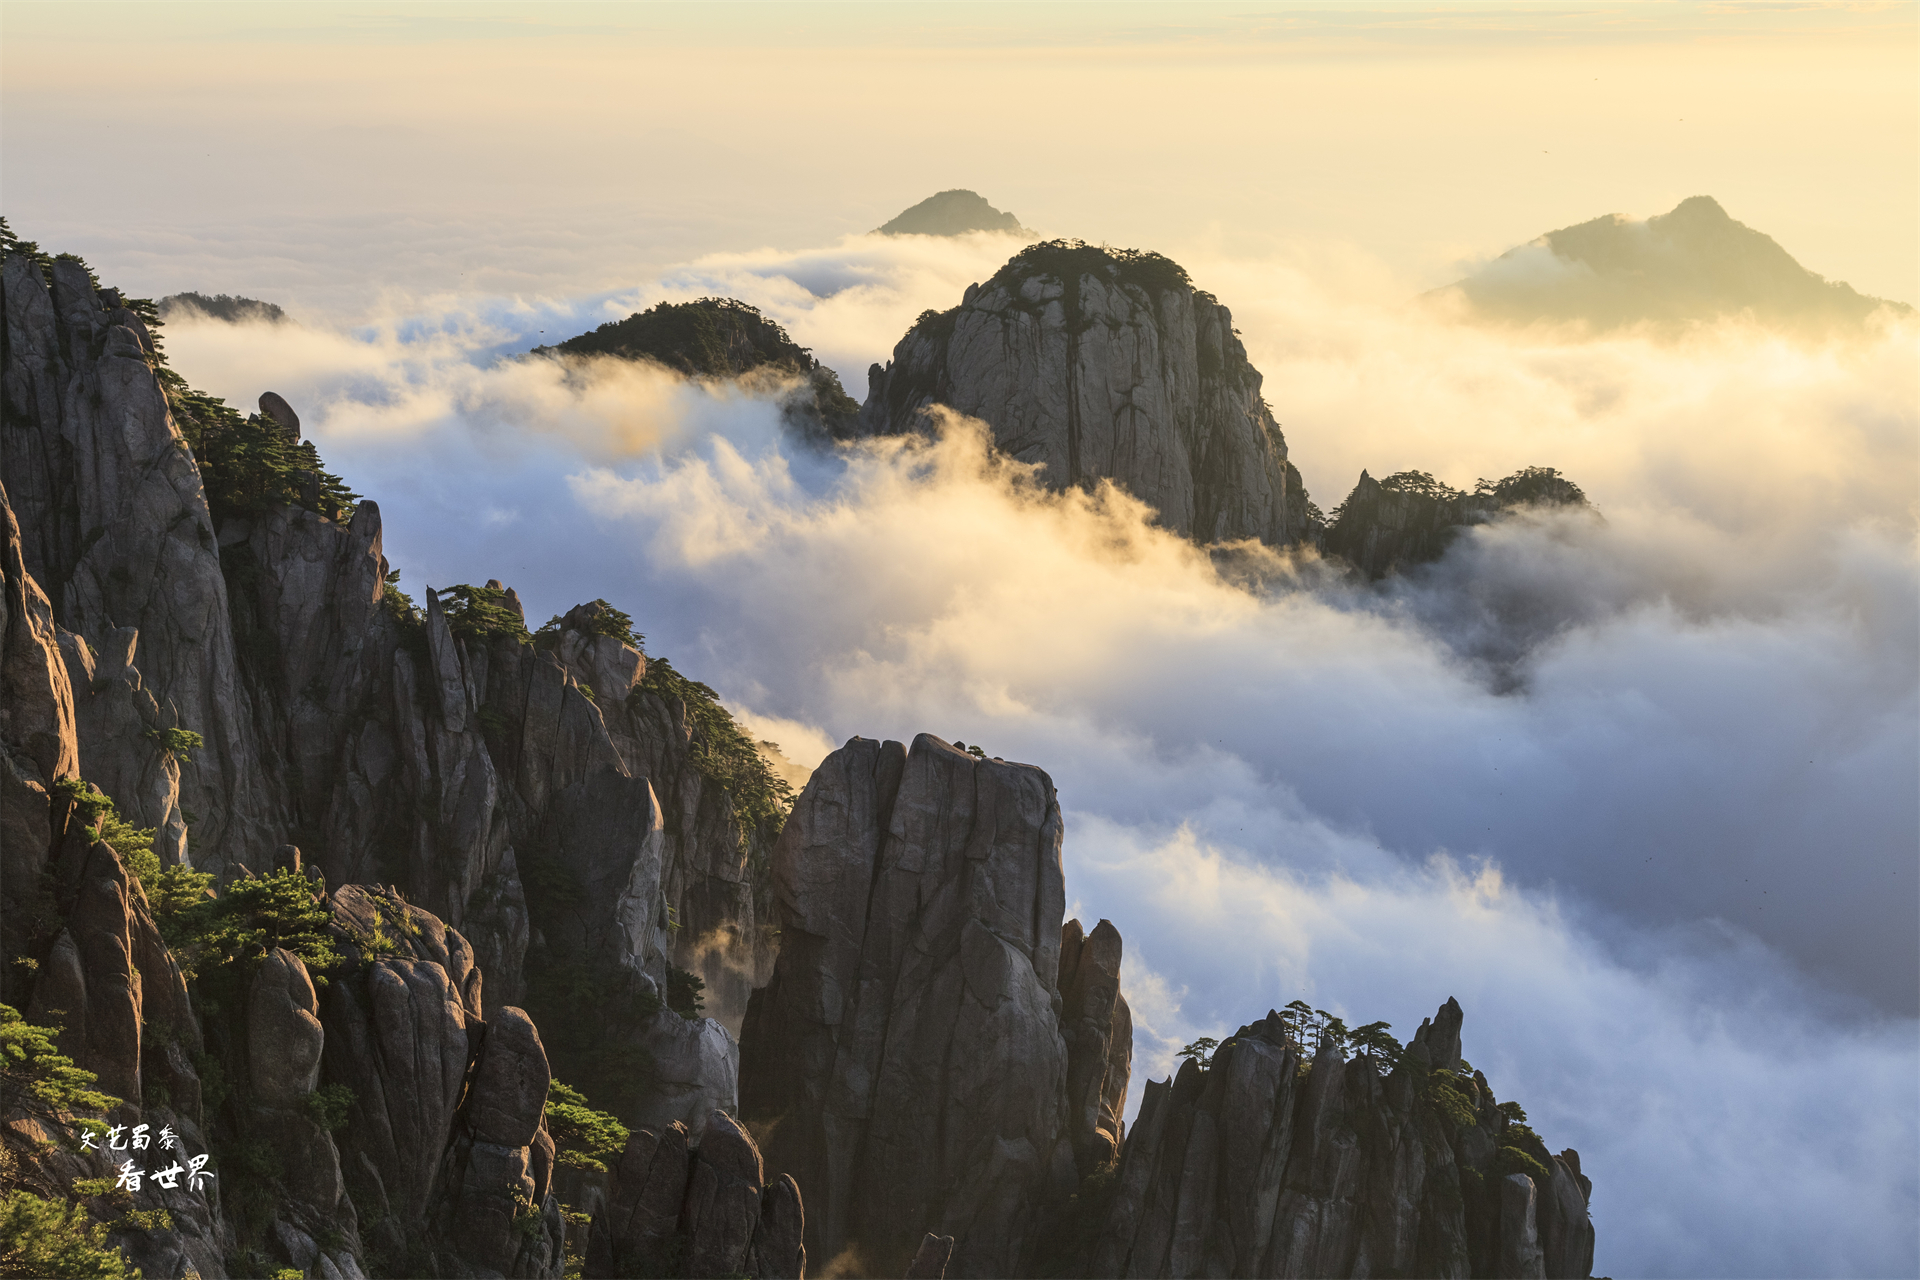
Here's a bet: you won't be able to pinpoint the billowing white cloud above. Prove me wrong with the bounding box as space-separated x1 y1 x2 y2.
156 238 1920 1278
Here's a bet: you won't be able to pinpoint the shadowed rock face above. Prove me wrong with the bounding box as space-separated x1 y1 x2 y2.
1093 998 1595 1279
857 241 1314 547
587 1110 804 1280
740 732 1130 1278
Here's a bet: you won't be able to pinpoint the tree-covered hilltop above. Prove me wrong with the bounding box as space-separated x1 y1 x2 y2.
534 296 860 437
157 292 288 324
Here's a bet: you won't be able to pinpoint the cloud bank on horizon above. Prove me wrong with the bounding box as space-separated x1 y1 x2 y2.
151 226 1920 1278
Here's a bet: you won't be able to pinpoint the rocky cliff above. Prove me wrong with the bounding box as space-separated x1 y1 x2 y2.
856 240 1315 547
1092 999 1594 1279
0 233 787 1170
1322 466 1592 580
738 733 1132 1278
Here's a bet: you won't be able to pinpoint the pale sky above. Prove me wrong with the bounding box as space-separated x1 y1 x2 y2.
4 1 1914 314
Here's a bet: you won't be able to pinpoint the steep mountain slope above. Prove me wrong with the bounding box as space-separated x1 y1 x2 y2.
1442 194 1911 333
857 240 1316 546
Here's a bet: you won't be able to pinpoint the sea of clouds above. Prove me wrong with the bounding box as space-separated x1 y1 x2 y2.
156 230 1919 1277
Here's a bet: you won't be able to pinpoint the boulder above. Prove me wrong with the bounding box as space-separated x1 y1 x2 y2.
259 390 301 439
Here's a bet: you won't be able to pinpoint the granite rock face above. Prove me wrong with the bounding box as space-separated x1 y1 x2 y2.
0 477 78 949
740 733 1108 1278
857 241 1313 547
2 252 277 872
1091 999 1595 1279
587 1110 805 1279
1059 917 1133 1176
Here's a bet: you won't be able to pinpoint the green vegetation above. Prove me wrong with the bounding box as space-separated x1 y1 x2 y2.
53 777 116 829
1494 1143 1549 1181
381 569 422 624
1378 470 1464 502
1473 465 1588 508
636 657 794 831
1176 1037 1218 1068
112 1208 172 1234
1349 1020 1402 1064
436 583 530 646
171 867 339 986
0 1191 137 1279
0 1005 121 1126
1424 1068 1480 1129
144 727 203 762
666 966 706 1020
167 384 361 526
544 1080 630 1172
52 775 303 974
301 1083 356 1132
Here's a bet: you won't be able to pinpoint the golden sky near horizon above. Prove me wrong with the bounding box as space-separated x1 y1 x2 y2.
3 1 1914 312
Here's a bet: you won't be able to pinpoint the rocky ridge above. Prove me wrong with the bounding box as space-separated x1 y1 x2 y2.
1093 1000 1594 1278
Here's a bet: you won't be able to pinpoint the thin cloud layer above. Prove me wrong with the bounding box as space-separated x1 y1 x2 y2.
155 242 1920 1278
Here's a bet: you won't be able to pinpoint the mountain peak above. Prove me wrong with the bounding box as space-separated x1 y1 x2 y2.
874 189 1032 237
1446 195 1910 334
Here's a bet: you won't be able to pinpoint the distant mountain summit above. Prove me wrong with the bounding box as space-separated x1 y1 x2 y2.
874 188 1032 237
1443 195 1910 334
